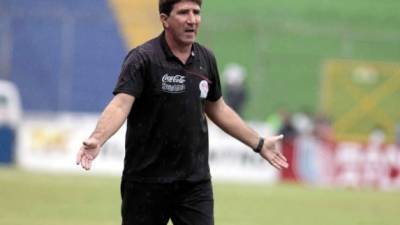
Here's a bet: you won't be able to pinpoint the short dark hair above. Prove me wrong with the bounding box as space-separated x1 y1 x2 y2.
159 0 202 15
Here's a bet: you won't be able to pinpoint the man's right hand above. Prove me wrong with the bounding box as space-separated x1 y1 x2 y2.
76 138 101 171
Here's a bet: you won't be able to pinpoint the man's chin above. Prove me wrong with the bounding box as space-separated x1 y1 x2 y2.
181 38 196 46
184 33 197 42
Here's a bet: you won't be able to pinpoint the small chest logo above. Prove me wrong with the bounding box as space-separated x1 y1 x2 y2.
199 80 209 99
161 74 186 93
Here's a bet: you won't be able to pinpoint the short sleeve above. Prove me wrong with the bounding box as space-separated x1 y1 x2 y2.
113 50 146 97
206 51 222 102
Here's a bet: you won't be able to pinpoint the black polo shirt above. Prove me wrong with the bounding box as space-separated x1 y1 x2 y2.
113 32 222 183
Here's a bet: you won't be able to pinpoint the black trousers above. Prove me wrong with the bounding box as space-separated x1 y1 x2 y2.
121 179 214 225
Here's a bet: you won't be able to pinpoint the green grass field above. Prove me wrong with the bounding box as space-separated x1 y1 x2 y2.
1 167 399 225
198 0 400 119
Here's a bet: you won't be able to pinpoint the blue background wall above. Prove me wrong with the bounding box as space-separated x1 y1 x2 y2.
0 0 126 112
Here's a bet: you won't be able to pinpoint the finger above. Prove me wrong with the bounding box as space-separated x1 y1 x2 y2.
84 156 91 170
271 134 284 142
270 160 282 170
80 156 86 170
276 152 288 162
270 153 288 168
86 153 94 160
82 156 89 170
76 150 83 165
273 153 289 167
87 158 93 170
275 158 289 168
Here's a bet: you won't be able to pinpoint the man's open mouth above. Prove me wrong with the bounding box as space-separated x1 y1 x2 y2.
185 29 196 33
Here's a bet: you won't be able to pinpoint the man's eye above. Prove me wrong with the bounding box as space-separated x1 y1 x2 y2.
178 10 188 15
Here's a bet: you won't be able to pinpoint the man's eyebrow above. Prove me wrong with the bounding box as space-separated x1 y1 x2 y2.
176 9 189 13
176 8 201 13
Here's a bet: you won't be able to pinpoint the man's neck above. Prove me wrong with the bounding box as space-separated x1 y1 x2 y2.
165 33 192 64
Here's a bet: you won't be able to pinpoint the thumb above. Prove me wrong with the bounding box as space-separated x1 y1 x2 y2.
270 134 284 142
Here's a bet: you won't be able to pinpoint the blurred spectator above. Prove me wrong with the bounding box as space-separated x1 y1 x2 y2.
396 122 400 147
279 111 297 140
314 112 335 146
291 107 314 136
278 111 298 181
368 126 386 147
362 126 387 189
0 80 22 165
223 63 247 116
265 106 287 135
385 144 400 190
334 142 363 188
292 108 318 184
313 112 336 185
0 125 15 164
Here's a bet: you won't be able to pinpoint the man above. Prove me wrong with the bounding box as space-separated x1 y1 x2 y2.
76 0 288 224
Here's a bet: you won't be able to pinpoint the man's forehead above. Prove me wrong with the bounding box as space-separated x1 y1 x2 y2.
172 1 201 11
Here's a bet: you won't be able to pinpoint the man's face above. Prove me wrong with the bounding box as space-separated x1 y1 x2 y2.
162 1 201 46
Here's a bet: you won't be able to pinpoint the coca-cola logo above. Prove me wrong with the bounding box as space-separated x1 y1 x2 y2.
162 74 186 84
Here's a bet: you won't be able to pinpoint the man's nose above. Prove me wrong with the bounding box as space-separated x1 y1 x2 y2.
187 12 196 24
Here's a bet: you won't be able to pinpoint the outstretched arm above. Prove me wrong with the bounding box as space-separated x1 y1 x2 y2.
205 97 288 170
76 93 135 170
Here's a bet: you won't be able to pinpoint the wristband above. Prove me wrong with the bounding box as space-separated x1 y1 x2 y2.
253 137 264 153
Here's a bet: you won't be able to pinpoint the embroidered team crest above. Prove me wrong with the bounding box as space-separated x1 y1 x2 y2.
199 80 209 99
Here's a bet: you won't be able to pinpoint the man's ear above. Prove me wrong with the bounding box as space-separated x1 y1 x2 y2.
160 13 169 29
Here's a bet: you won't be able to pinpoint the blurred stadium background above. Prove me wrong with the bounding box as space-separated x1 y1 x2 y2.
1 0 400 224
